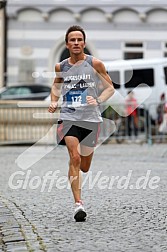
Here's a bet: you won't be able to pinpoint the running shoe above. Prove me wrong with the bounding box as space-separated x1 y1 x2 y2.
74 201 87 222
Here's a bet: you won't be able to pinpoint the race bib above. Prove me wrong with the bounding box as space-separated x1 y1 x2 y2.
66 88 87 107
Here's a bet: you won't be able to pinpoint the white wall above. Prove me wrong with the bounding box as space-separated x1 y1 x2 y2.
0 9 5 88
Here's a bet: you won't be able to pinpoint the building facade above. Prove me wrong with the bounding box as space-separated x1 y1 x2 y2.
0 0 6 88
6 0 167 86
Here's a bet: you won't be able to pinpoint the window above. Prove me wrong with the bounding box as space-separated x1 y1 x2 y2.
125 68 154 88
16 87 31 95
164 67 167 84
125 43 143 48
1 87 19 97
124 52 143 60
164 43 167 57
0 87 31 98
18 59 35 83
124 42 143 60
108 71 120 89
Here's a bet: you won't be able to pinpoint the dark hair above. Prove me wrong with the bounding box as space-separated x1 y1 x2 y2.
65 25 86 43
160 93 165 100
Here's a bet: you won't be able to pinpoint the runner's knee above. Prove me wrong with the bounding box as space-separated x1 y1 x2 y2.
80 164 90 173
70 154 81 167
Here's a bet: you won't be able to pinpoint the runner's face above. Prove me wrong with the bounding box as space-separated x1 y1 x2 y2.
66 31 85 55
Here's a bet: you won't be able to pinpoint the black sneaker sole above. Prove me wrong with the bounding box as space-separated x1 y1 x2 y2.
74 210 87 222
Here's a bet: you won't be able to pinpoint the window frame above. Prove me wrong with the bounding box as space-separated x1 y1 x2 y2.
124 68 154 88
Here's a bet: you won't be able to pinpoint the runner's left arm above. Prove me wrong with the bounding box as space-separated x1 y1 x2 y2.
86 58 115 105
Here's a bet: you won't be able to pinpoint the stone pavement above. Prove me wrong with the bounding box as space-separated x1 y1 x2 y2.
0 143 167 252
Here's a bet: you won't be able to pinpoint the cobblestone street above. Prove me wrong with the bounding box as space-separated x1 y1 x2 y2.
0 143 167 252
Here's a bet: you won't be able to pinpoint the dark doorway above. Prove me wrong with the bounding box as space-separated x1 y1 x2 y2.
60 47 91 61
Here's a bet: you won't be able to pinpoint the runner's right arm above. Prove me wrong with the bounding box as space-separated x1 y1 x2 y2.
48 63 63 113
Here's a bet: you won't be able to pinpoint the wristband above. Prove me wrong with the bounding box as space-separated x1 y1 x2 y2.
96 97 102 105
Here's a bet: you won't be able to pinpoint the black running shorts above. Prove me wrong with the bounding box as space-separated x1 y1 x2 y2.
57 120 101 147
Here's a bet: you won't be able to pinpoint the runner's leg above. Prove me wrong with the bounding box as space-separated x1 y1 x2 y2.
65 136 82 203
80 145 94 173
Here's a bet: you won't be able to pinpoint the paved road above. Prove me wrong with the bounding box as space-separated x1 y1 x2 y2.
0 143 167 252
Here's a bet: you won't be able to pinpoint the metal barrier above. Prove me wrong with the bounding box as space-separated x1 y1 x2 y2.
1 101 165 145
0 101 57 145
99 104 149 144
147 103 167 144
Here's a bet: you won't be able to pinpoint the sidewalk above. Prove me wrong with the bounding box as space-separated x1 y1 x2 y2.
0 143 167 252
0 199 28 252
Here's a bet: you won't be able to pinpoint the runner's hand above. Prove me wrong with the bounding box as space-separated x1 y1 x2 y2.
48 102 58 113
86 96 97 106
